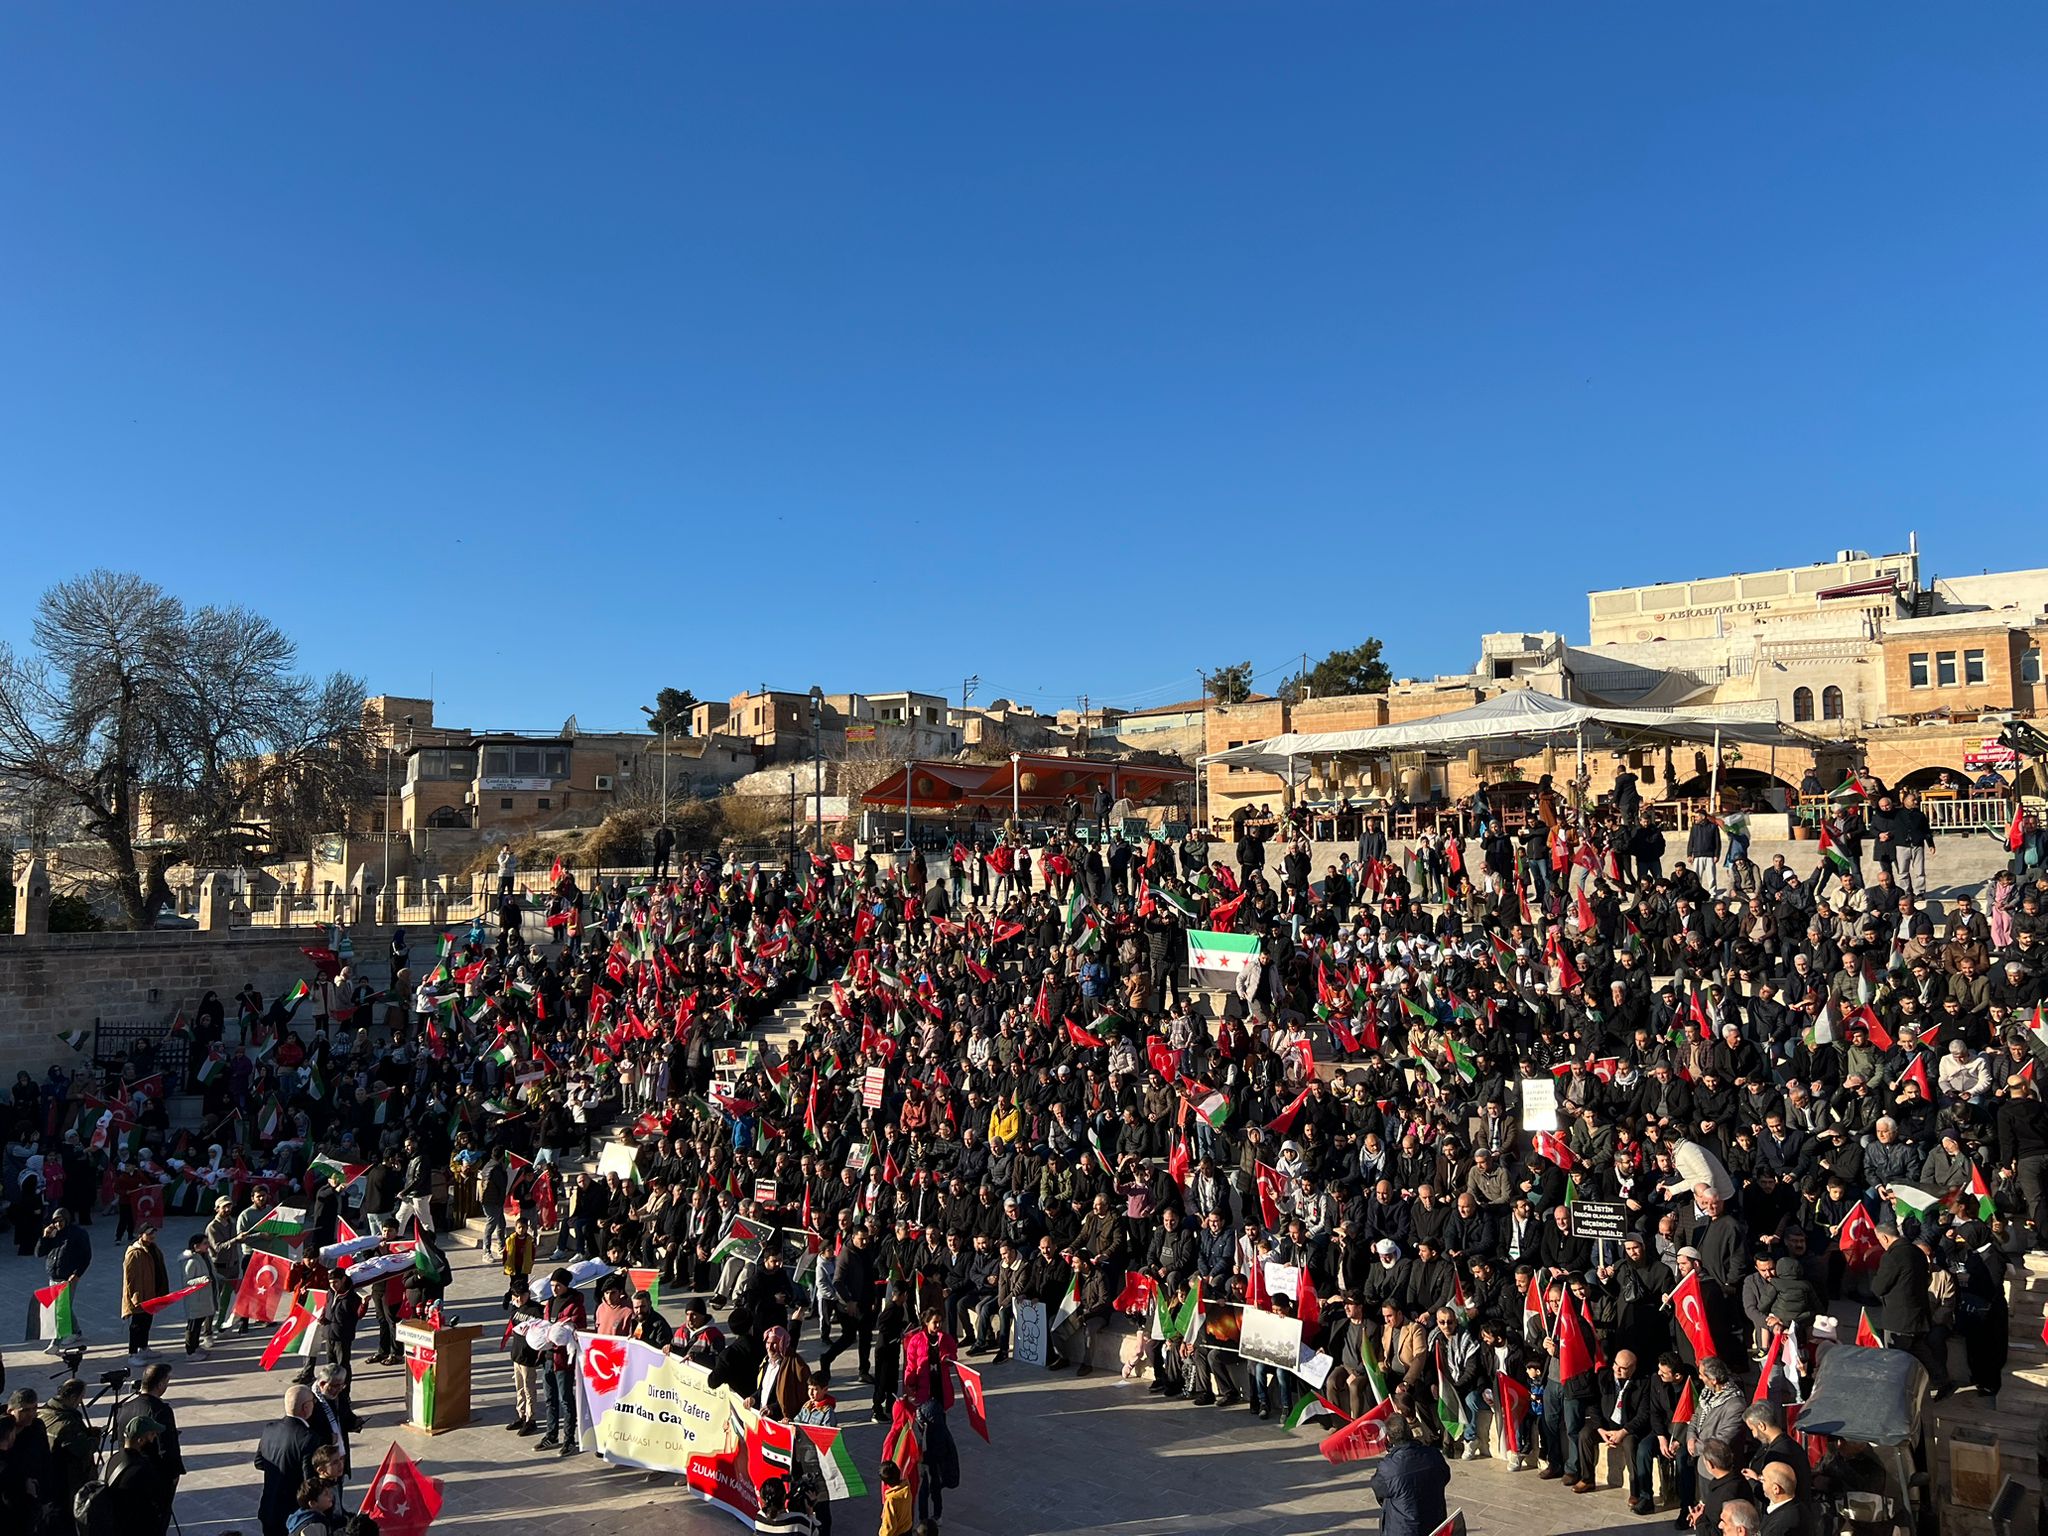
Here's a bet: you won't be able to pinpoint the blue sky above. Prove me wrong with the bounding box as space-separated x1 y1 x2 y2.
3 5 2044 731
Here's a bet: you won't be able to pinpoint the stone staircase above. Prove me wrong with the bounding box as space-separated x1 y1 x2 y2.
1927 1251 2048 1535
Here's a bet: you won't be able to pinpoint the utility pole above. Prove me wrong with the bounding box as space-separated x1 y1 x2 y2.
1077 693 1089 753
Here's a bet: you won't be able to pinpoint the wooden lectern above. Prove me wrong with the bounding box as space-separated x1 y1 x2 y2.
397 1320 483 1435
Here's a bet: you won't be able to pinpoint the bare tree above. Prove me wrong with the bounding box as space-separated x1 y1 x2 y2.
0 571 369 926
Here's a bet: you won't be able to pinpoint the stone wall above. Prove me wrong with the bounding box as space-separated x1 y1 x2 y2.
0 925 386 1084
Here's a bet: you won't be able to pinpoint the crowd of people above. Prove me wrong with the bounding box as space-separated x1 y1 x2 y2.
3 769 2046 1536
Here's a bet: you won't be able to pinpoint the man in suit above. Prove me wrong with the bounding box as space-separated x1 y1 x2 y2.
1576 1349 1660 1509
251 1385 321 1536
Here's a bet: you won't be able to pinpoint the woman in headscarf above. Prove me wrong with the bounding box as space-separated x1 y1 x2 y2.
13 1153 45 1254
750 1324 813 1420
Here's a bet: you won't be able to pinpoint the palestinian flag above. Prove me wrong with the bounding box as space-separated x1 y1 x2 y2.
309 1155 369 1189
1855 1308 1881 1348
1053 1271 1083 1331
1888 1182 1940 1228
196 1046 225 1085
1818 824 1853 874
56 1028 90 1053
1445 1039 1477 1082
1282 1392 1321 1430
795 1424 867 1500
710 1217 766 1266
1355 1325 1390 1402
1191 1088 1231 1129
32 1279 78 1340
627 1266 661 1307
252 1205 309 1241
482 1034 517 1068
1435 1343 1471 1443
280 980 311 1014
1967 1163 1997 1221
1398 995 1437 1028
1161 1281 1202 1342
409 1349 438 1427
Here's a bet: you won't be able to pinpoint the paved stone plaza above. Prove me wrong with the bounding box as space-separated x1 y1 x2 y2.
1 1207 1659 1536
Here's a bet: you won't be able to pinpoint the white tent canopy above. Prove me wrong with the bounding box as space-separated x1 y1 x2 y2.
1201 689 1810 777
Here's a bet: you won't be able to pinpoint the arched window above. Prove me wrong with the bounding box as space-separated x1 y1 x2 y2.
1792 687 1815 722
1821 685 1844 721
426 805 469 830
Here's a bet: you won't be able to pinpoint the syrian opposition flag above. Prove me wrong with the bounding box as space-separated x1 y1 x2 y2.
56 1028 91 1052
795 1424 867 1500
31 1279 79 1341
361 1442 444 1536
137 1279 211 1316
1495 1371 1530 1455
1670 1271 1718 1362
1187 929 1259 980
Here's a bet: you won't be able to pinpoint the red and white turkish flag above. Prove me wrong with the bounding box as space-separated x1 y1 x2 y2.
1670 1270 1718 1362
360 1442 442 1536
233 1250 293 1324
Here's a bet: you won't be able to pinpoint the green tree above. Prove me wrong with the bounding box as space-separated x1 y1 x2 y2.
1283 639 1391 702
643 687 699 736
1203 662 1256 704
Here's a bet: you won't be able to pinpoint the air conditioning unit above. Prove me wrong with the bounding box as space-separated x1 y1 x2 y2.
463 791 476 806
594 775 615 791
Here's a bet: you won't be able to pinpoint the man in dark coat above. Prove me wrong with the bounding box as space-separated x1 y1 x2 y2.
252 1385 322 1536
1368 1415 1450 1536
1869 1218 1944 1389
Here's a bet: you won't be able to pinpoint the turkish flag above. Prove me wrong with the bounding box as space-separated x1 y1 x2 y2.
1554 1292 1595 1381
746 1411 796 1486
234 1251 293 1323
1837 1203 1882 1270
1113 1272 1156 1316
1670 1378 1695 1425
131 1184 164 1231
1296 1269 1321 1339
1318 1400 1393 1463
1495 1371 1530 1455
361 1442 443 1536
1670 1271 1718 1362
955 1362 989 1442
